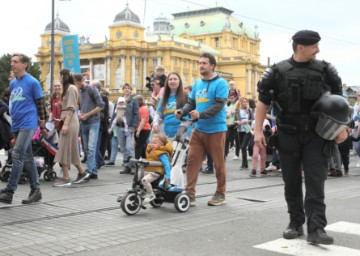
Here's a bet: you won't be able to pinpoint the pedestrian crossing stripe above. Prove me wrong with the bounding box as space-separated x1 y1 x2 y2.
326 221 360 236
254 238 360 256
254 221 360 255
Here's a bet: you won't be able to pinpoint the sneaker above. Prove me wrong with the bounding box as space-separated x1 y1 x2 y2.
73 172 90 184
202 167 214 174
22 188 42 204
143 193 156 204
120 166 131 174
0 189 14 204
249 169 256 177
232 156 239 160
283 221 304 239
334 170 343 177
89 173 98 179
187 193 196 207
105 161 115 166
307 228 334 245
260 170 270 176
265 163 277 171
207 192 226 206
53 178 71 187
328 169 336 176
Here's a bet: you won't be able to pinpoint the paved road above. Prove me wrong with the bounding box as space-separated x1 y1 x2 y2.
0 150 360 256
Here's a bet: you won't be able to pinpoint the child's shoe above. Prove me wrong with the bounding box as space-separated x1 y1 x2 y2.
143 192 156 204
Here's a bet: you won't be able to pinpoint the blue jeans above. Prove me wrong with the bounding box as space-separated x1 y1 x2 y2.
81 121 100 174
7 129 40 192
109 135 118 163
117 128 135 168
353 127 360 158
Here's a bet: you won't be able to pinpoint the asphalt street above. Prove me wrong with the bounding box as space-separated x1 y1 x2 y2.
0 149 360 256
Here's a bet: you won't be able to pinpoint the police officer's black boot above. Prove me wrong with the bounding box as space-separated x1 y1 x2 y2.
22 188 42 204
0 188 14 204
307 228 334 245
283 221 304 239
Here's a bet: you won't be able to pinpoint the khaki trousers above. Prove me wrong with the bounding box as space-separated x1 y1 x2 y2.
186 130 227 196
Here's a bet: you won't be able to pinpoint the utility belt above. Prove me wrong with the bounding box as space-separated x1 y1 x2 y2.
277 114 317 132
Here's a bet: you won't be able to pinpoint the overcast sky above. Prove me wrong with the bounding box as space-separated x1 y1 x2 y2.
1 0 359 85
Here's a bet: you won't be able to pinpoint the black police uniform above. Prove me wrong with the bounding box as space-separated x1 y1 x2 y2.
257 32 342 236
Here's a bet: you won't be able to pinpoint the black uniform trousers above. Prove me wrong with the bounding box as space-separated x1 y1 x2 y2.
278 128 327 233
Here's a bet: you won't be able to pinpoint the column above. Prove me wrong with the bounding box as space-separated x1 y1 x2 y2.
120 55 125 85
253 69 258 97
131 55 136 87
106 56 111 86
143 57 147 88
89 59 94 80
157 55 162 66
247 68 252 96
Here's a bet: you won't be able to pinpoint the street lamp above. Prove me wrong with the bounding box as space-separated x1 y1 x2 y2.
50 0 55 95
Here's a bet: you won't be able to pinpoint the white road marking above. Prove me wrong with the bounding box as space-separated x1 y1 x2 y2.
254 238 360 256
326 221 360 236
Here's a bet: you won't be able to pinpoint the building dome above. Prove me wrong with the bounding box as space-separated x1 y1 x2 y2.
44 14 70 34
113 4 141 25
153 14 170 35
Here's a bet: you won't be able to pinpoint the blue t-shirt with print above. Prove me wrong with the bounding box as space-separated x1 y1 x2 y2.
9 73 44 132
157 94 181 138
190 76 228 133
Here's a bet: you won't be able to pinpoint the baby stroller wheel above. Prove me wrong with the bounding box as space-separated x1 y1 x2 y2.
150 197 163 208
120 192 142 215
174 193 190 212
44 170 57 181
0 166 11 181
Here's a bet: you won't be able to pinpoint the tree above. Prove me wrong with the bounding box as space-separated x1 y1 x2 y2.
0 53 43 97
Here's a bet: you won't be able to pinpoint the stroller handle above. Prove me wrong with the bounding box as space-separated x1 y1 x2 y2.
129 158 163 167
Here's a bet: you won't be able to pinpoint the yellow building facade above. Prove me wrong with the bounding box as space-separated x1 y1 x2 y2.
36 5 265 98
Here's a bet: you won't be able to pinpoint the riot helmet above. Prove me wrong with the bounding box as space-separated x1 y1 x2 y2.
311 91 350 140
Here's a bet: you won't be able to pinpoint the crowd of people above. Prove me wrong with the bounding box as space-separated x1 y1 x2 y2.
0 34 354 245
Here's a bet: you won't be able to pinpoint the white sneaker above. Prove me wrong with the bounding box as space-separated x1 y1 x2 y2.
265 163 277 171
143 193 156 204
232 156 239 160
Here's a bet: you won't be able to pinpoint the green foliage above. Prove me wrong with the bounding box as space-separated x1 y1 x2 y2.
0 53 43 97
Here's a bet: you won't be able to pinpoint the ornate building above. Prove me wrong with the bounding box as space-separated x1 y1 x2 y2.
36 4 265 98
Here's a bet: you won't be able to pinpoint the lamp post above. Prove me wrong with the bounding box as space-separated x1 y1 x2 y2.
50 0 55 95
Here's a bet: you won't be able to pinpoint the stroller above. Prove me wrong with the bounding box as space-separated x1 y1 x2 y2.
0 122 58 183
118 118 195 215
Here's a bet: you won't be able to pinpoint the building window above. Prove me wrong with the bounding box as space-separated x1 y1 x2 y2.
174 57 178 66
134 31 138 38
152 59 157 67
215 37 220 48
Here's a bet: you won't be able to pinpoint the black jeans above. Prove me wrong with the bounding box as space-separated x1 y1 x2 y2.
278 129 327 233
237 131 251 167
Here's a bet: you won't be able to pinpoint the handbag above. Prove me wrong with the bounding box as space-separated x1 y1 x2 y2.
54 119 64 132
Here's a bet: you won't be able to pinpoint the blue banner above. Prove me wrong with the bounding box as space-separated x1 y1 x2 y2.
62 35 80 73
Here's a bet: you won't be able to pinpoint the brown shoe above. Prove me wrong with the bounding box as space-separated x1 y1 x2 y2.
327 169 336 176
334 170 343 177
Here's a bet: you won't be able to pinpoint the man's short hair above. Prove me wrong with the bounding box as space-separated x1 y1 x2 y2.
73 74 84 82
12 53 30 70
200 52 217 67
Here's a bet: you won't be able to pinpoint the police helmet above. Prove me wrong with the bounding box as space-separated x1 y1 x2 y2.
311 92 350 140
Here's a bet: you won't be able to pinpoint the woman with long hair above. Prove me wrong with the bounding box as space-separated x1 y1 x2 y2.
53 69 89 186
152 71 187 138
49 80 62 121
234 97 254 169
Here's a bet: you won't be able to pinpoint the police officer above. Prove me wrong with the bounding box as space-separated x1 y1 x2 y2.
254 30 347 245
